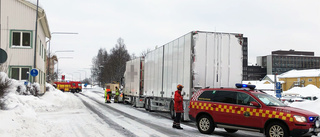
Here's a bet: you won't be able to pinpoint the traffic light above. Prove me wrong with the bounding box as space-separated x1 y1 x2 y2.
62 75 65 80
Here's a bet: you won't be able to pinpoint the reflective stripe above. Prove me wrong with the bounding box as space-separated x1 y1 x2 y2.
191 103 294 122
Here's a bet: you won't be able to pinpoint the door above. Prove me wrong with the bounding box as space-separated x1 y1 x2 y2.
232 92 263 128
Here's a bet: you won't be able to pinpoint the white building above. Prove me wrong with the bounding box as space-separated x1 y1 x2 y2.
0 0 51 93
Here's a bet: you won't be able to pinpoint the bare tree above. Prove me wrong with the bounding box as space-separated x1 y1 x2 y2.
91 48 108 86
91 38 131 86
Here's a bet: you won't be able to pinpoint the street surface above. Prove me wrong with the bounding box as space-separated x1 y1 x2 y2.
72 88 265 137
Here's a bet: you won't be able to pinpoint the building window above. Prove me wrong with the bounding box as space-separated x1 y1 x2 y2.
10 67 31 80
11 30 32 48
308 79 312 82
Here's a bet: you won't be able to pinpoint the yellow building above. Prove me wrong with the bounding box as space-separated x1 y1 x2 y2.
278 69 320 91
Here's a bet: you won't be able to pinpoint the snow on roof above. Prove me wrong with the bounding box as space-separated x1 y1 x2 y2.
283 84 320 97
262 75 280 83
279 69 320 78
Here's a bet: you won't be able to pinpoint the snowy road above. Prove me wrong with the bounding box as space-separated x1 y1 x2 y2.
75 89 265 137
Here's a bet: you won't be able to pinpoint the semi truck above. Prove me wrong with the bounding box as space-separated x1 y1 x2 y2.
123 31 244 121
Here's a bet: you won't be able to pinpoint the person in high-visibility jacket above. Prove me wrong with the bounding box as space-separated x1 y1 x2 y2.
114 87 120 103
105 88 111 103
172 84 184 129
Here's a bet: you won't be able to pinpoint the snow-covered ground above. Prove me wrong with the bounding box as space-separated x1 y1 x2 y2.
1 71 320 137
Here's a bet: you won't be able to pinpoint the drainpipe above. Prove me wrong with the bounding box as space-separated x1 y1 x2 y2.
33 0 39 83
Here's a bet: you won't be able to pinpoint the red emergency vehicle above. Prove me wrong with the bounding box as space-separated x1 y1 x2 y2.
54 81 82 93
189 84 320 137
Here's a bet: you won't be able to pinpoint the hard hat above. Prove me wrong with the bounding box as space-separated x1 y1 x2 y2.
177 84 184 89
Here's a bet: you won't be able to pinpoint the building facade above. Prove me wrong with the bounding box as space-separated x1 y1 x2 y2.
242 37 248 80
257 50 320 75
246 65 267 80
0 0 51 93
278 69 320 91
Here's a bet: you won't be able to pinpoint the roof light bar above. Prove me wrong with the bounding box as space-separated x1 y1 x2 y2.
235 83 256 90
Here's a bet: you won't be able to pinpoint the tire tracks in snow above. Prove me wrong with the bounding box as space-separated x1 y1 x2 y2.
77 93 183 137
74 94 137 137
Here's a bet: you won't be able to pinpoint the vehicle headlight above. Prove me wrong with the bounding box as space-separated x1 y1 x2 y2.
294 115 307 123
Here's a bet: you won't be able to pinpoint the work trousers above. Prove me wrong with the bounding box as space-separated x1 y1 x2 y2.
174 112 182 124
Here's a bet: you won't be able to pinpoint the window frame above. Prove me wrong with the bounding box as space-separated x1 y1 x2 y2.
9 66 32 81
236 92 259 106
198 90 260 106
10 30 33 48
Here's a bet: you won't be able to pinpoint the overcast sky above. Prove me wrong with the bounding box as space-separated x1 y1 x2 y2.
39 0 320 80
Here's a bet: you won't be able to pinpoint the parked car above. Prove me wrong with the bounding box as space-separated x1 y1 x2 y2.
280 94 304 103
189 84 320 137
302 96 318 101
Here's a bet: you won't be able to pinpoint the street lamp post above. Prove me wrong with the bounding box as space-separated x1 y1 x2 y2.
47 32 78 82
99 65 104 87
74 72 81 81
78 70 87 81
57 57 73 81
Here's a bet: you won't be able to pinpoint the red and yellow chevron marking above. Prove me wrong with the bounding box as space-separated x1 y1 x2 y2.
191 102 294 122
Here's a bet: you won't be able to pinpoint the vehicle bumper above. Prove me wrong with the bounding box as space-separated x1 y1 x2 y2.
290 123 320 137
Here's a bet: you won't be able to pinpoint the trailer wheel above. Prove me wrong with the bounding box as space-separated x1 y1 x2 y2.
170 101 175 119
145 98 149 111
148 99 153 112
132 97 136 107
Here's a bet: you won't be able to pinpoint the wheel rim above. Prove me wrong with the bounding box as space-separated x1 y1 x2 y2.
199 118 210 131
269 125 284 137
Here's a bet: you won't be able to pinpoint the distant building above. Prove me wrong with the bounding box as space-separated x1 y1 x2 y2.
242 38 267 80
246 65 266 80
242 37 249 80
242 80 274 91
257 49 320 75
0 0 51 93
278 69 320 91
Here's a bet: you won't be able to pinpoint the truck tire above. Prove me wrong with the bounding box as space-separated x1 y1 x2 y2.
266 122 289 137
170 101 175 119
132 97 136 107
148 99 153 112
197 114 215 134
145 98 149 111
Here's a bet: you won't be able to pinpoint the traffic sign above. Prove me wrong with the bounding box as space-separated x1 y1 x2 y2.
0 48 8 64
276 82 281 89
276 89 281 94
30 69 39 77
276 94 282 98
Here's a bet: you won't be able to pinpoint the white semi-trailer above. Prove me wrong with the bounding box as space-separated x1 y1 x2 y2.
123 57 145 107
124 31 244 121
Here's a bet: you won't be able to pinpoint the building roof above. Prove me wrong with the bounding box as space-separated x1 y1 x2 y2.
242 80 275 90
19 0 51 39
278 69 320 78
262 75 280 83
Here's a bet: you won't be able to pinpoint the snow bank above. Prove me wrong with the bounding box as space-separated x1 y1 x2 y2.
0 79 84 136
284 84 320 97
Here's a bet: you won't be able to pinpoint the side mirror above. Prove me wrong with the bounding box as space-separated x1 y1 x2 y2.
250 101 260 107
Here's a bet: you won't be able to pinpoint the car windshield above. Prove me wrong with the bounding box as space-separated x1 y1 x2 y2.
252 93 287 107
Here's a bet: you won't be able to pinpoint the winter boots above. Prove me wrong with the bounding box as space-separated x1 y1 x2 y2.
172 122 183 130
